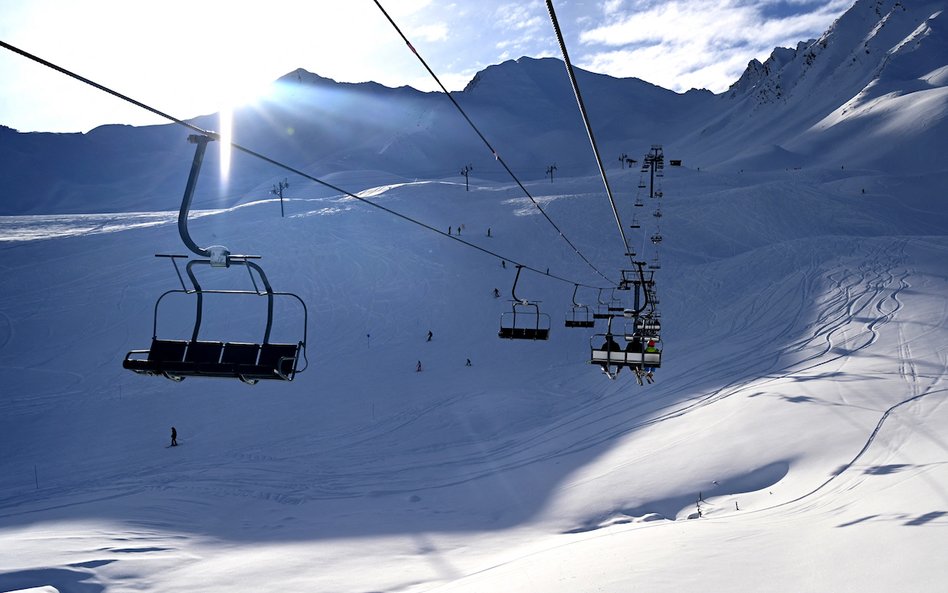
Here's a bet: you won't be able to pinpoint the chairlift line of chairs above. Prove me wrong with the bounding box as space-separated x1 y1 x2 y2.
124 133 673 380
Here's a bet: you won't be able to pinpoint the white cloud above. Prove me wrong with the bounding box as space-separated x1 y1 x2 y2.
410 22 450 42
603 0 625 16
576 0 850 92
494 4 545 31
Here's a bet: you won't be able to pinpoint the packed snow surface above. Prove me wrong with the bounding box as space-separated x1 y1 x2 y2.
0 160 945 592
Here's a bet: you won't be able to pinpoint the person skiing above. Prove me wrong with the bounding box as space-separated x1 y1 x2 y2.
416 360 422 372
626 336 645 385
599 336 622 377
448 226 452 235
465 358 472 367
493 288 500 298
170 426 178 447
644 339 659 383
426 330 433 342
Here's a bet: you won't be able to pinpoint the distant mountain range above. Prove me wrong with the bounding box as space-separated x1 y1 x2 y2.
1 0 945 215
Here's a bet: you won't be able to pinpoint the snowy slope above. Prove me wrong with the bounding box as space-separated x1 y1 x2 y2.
0 154 946 591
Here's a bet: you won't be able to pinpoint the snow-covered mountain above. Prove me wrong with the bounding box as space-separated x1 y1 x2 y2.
2 0 945 215
1 1 947 592
681 0 948 172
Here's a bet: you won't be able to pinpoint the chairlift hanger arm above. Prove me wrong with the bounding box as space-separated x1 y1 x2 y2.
597 288 607 306
511 265 526 303
177 135 235 266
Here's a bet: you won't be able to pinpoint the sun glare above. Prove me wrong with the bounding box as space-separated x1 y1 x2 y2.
219 106 232 189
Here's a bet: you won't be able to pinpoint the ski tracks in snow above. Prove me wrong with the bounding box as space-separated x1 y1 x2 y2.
712 239 948 517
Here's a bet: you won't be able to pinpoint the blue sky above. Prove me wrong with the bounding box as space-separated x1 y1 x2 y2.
0 0 852 133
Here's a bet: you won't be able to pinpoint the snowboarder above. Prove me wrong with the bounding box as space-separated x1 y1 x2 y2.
170 426 177 447
426 330 433 342
465 358 472 367
493 288 500 298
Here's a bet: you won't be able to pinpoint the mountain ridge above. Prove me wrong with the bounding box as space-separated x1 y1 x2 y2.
1 0 945 215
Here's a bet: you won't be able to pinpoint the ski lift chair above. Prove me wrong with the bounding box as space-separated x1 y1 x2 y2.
635 316 662 337
619 334 662 370
565 305 595 328
593 288 615 319
499 302 551 340
498 265 551 340
643 337 663 369
589 318 627 379
123 134 308 384
565 284 595 328
123 257 308 384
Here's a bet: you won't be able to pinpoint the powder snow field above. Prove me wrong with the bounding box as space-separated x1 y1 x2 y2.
0 159 946 592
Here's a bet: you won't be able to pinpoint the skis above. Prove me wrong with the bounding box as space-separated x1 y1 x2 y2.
633 369 655 386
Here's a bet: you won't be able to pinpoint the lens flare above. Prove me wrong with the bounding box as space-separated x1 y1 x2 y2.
219 106 232 189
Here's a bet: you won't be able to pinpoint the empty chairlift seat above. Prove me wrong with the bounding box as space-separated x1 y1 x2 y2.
124 339 302 382
565 305 595 328
123 339 189 379
499 303 551 340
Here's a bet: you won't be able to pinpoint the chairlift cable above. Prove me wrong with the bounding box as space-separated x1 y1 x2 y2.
0 38 610 292
544 0 633 264
370 0 615 287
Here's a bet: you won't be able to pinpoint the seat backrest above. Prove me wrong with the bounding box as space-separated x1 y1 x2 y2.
185 341 223 364
221 342 260 365
148 339 187 362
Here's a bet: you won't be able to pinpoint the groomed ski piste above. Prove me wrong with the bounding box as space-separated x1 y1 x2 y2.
0 151 946 591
